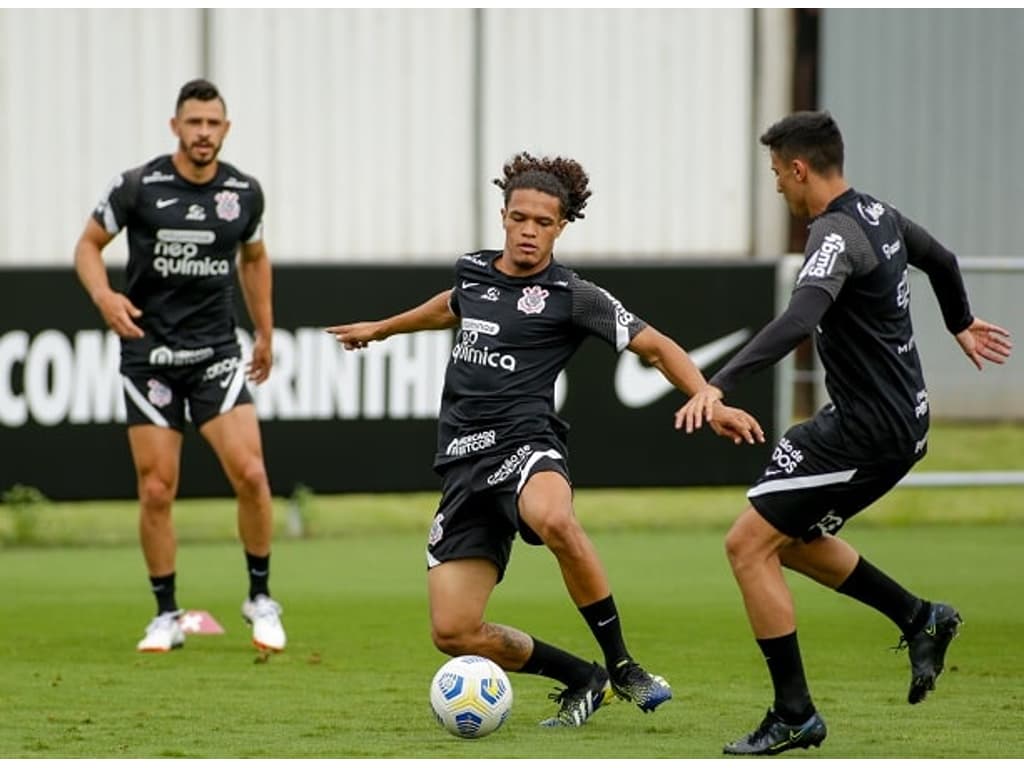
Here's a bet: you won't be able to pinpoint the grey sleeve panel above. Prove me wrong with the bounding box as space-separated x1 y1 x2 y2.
92 165 144 234
795 213 880 300
569 274 647 352
240 176 265 244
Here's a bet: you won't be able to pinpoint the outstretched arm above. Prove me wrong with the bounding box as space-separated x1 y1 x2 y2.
326 289 458 349
675 286 832 433
900 216 973 334
628 326 765 445
900 216 1012 369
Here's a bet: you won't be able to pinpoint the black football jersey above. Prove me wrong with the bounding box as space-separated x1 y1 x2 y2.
795 188 931 458
435 250 647 471
92 154 264 368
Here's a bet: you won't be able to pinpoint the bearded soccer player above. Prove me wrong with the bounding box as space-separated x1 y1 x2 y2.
327 152 764 727
74 79 286 654
678 111 1012 754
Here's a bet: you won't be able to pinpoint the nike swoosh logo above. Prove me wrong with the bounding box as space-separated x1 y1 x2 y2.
461 281 480 289
156 198 179 208
614 328 752 408
596 615 618 627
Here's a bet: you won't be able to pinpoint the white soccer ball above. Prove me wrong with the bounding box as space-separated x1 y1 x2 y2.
429 655 513 738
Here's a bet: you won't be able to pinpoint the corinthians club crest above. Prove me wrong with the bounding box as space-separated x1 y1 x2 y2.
516 285 549 315
214 190 241 222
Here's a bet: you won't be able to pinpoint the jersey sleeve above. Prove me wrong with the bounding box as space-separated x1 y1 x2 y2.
894 208 973 333
240 177 265 244
709 286 832 394
795 213 878 300
448 259 464 317
569 275 647 352
92 166 143 235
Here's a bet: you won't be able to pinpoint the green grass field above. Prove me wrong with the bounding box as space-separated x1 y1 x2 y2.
1 423 1022 757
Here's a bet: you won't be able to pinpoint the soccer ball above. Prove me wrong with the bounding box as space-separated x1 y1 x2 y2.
429 655 513 738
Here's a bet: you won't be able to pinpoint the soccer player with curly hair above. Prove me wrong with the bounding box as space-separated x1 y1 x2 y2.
328 152 763 727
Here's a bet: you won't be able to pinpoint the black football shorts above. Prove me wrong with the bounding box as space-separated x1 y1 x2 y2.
121 348 253 431
747 410 921 541
426 442 571 581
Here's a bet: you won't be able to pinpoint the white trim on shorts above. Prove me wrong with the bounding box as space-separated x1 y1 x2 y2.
515 448 565 496
747 468 858 499
122 376 170 428
219 363 248 414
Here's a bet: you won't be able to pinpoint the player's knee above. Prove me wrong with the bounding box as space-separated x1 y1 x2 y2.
724 523 753 568
234 457 270 497
138 474 174 512
430 620 477 657
524 506 578 550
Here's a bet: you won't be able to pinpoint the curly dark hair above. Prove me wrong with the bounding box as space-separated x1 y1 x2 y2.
492 152 592 222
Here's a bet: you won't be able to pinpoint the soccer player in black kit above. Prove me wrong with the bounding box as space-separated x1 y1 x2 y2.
678 111 1013 755
74 79 286 654
328 153 765 727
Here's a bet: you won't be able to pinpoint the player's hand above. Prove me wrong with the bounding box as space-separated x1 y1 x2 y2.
674 384 724 433
955 317 1012 370
325 321 385 350
708 403 765 445
247 332 272 384
95 289 144 339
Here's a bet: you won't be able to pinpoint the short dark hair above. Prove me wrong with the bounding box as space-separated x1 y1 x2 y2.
175 78 226 114
759 110 844 175
492 152 592 222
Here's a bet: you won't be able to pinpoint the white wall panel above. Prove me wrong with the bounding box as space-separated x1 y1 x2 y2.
1 9 755 266
210 9 476 263
479 9 753 260
0 9 202 266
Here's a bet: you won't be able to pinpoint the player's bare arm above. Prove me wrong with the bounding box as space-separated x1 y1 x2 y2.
238 240 274 383
626 326 707 396
326 289 458 350
955 317 1012 370
628 327 762 444
73 217 145 339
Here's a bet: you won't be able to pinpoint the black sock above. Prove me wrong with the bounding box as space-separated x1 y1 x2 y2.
519 637 596 688
579 594 630 672
837 556 929 635
245 552 270 600
757 632 815 723
149 573 178 615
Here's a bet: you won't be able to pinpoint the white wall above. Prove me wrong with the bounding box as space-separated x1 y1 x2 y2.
0 9 203 266
478 9 753 259
211 9 477 263
0 8 758 266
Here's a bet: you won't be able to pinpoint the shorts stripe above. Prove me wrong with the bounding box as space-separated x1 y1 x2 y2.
122 376 170 428
747 468 857 499
219 364 247 414
515 449 565 495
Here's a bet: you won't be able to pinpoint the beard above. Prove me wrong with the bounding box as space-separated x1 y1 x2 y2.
180 138 221 167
